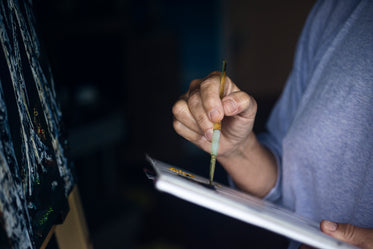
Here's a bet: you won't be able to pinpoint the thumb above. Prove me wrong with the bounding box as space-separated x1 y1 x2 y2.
220 92 257 141
320 220 373 248
222 91 257 119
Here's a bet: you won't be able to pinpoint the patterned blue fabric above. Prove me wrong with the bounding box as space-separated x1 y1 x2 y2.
0 1 74 248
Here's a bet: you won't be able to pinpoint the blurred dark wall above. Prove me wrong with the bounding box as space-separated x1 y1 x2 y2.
33 1 314 249
225 0 315 132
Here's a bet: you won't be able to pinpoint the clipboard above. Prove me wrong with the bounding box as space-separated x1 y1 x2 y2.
145 156 358 249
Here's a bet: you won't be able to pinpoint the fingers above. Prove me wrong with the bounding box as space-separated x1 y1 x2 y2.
173 92 214 142
187 78 202 96
173 72 230 141
220 92 257 140
187 90 214 140
320 220 373 248
172 97 212 152
173 118 203 143
172 98 202 134
172 71 254 150
172 119 210 152
199 73 225 123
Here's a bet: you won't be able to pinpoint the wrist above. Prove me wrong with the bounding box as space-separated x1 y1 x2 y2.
218 132 257 163
217 132 278 197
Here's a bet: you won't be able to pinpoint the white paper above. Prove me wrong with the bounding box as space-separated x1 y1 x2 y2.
145 156 359 249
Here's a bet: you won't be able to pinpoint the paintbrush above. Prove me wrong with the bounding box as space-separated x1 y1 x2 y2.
209 60 227 185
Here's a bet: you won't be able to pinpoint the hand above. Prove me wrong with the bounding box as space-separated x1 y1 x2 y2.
172 71 277 197
172 71 257 158
320 220 373 249
300 220 373 249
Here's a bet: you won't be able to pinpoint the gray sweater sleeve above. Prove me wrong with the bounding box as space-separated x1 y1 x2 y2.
259 0 364 205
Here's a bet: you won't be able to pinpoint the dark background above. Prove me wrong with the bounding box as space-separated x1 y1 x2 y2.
33 0 315 248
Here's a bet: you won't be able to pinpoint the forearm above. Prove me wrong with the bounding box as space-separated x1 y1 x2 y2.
218 132 278 198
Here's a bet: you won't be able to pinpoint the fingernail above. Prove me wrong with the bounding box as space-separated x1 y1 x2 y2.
205 129 213 142
223 99 237 114
209 109 221 122
324 221 337 232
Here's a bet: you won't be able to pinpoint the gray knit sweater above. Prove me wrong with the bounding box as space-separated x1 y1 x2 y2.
259 0 373 240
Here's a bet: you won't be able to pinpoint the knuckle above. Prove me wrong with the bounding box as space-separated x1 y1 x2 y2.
187 90 201 108
200 77 218 90
240 94 257 114
173 119 182 133
195 113 210 130
178 93 188 101
188 79 201 94
343 224 357 242
249 95 257 112
207 71 221 77
190 78 201 86
172 99 188 118
173 120 201 144
237 92 251 106
204 96 218 110
226 92 257 118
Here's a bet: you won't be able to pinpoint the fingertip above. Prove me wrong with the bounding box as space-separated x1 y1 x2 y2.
205 129 213 142
208 109 223 123
321 220 338 232
172 119 182 134
199 75 224 121
172 98 186 117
